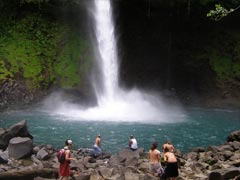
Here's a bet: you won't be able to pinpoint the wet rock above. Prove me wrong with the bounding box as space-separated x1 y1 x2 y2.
0 120 33 150
208 167 240 180
227 130 240 142
37 149 49 160
8 137 33 159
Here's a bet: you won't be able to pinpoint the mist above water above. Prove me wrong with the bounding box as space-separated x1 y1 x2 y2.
43 0 186 123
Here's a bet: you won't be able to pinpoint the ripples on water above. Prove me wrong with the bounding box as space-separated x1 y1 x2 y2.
0 107 239 154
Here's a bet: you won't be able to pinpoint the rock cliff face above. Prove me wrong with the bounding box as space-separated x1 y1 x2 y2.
113 0 240 108
0 0 240 109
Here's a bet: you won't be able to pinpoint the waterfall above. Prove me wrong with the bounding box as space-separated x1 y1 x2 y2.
44 0 185 123
92 0 119 104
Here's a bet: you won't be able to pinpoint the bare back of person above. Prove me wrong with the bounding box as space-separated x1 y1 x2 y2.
164 152 177 163
149 149 160 164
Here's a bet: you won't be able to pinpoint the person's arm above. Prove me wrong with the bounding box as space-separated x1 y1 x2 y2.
164 153 168 162
65 150 75 161
157 151 161 162
129 140 132 147
148 150 151 162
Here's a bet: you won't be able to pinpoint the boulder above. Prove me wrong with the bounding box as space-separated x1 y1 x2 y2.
73 173 91 180
227 130 240 142
124 172 139 180
36 149 49 160
118 148 140 160
98 167 113 179
208 167 240 180
229 141 240 150
0 150 9 163
125 156 139 167
8 137 33 159
0 120 33 150
109 154 126 167
191 147 205 153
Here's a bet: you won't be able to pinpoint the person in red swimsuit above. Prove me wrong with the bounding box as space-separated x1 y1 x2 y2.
59 140 75 180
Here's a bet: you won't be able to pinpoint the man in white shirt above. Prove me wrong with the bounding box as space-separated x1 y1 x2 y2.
129 135 138 151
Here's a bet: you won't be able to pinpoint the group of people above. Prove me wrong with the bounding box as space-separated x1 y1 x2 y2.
58 135 178 180
149 140 178 180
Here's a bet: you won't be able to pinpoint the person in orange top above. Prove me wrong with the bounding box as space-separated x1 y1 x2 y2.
59 140 76 180
148 142 161 175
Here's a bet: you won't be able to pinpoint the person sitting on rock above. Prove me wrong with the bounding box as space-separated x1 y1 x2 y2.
129 134 138 151
93 134 102 157
163 147 179 180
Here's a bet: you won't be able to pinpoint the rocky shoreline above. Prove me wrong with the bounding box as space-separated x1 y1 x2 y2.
0 120 239 180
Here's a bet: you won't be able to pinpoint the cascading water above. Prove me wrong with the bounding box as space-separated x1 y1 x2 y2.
92 0 119 104
44 0 185 123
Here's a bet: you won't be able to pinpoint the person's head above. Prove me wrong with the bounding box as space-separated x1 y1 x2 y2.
164 147 169 152
166 140 172 145
150 142 158 150
97 134 101 138
65 139 73 146
130 135 134 139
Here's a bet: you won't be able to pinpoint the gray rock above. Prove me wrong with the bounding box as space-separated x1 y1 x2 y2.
125 156 139 167
208 167 240 180
45 144 54 150
90 170 100 180
118 148 140 163
143 173 158 180
8 137 33 159
0 120 33 150
0 150 9 162
33 146 41 154
191 147 205 153
229 141 240 151
36 149 49 160
109 154 126 167
227 130 240 142
98 167 113 179
218 144 234 152
73 173 91 180
124 172 139 180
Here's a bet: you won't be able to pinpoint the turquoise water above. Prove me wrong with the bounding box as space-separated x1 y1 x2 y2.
0 107 239 154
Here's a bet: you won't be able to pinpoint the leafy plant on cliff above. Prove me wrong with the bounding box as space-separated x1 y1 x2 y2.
54 31 90 88
0 14 91 91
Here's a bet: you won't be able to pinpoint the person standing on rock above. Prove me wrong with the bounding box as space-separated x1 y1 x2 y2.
59 140 76 180
149 142 162 176
162 140 174 153
93 134 102 157
129 134 138 151
163 147 178 180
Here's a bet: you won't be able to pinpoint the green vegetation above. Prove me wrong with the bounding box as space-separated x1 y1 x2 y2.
0 14 91 91
208 31 240 83
54 31 91 88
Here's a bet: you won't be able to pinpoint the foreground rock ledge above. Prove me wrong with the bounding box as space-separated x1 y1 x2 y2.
0 121 239 180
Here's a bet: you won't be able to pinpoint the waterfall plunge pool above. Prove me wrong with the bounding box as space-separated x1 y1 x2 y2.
0 107 239 154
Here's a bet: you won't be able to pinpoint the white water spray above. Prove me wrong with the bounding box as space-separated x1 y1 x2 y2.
43 0 185 123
